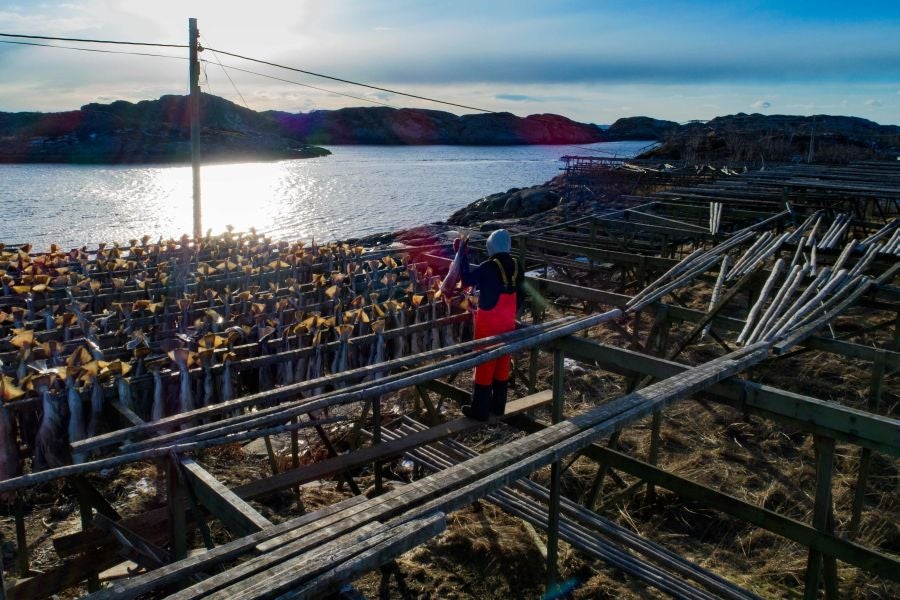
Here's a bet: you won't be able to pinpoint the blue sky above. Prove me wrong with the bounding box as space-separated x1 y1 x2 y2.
0 1 898 124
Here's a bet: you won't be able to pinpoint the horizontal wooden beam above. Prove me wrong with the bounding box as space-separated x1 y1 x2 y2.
590 446 900 583
559 337 900 457
233 390 552 500
524 236 679 270
419 378 470 405
180 458 273 537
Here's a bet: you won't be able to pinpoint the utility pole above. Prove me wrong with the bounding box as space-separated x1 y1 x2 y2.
189 17 202 240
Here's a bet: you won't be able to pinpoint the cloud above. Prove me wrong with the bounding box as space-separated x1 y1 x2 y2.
495 93 537 102
493 93 582 103
865 99 883 107
374 26 393 31
751 100 772 109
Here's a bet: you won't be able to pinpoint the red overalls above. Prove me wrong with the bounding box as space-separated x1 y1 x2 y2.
473 258 518 386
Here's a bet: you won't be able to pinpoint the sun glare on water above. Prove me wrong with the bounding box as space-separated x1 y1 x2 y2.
151 161 299 239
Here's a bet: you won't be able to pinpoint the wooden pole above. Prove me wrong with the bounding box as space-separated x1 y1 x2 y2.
804 435 836 600
188 17 202 240
850 353 885 534
546 347 565 592
167 457 189 561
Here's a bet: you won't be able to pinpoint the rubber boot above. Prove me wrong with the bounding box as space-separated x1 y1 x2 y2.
491 379 508 416
462 384 492 421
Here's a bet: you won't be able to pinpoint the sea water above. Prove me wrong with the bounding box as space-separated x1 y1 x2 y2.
0 141 650 250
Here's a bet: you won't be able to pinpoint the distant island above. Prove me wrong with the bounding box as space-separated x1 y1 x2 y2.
642 113 900 164
0 93 613 165
0 93 897 164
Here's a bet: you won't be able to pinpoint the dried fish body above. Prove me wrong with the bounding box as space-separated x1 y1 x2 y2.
0 405 22 499
169 349 196 415
222 352 235 402
116 374 134 412
66 374 87 464
35 389 69 469
85 374 105 439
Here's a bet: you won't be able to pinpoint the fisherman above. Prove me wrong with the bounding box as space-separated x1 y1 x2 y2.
456 229 524 421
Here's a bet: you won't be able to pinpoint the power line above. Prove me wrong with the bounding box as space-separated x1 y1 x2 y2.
0 31 186 48
203 45 494 113
201 36 249 109
201 59 396 108
0 38 187 61
0 36 461 112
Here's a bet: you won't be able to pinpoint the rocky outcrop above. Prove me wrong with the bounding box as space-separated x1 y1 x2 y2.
0 94 328 164
603 116 679 141
0 94 617 164
267 108 606 145
639 113 900 163
447 182 565 226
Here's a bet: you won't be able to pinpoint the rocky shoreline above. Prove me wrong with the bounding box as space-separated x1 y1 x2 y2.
349 175 602 250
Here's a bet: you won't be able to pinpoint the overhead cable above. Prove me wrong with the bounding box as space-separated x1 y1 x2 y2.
202 60 396 108
203 46 494 113
0 38 187 61
201 36 249 108
0 31 187 48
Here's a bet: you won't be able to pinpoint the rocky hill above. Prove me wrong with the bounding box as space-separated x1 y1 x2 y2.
639 113 900 163
0 94 329 164
0 94 614 163
4 95 895 165
601 116 679 141
267 107 607 145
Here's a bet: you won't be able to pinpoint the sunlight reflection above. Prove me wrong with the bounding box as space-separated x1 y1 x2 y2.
0 142 648 251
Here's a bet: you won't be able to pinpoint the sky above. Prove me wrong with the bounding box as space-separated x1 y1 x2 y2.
0 1 898 124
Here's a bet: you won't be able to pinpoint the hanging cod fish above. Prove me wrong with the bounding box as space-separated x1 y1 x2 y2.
65 367 88 464
108 359 134 412
198 334 225 406
0 404 21 499
439 234 468 297
34 375 70 470
220 351 237 403
81 360 108 439
168 348 198 415
330 324 355 379
149 363 166 423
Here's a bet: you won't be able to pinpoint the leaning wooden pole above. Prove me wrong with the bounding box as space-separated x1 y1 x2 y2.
189 17 202 240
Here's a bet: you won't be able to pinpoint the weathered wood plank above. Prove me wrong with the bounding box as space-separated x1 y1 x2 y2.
92 513 170 569
274 514 446 600
560 336 900 457
211 515 444 600
181 458 273 536
175 523 385 600
54 506 169 558
84 495 368 600
232 390 552 500
587 447 899 582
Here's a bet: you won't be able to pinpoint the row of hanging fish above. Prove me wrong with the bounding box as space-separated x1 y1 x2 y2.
0 229 473 483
